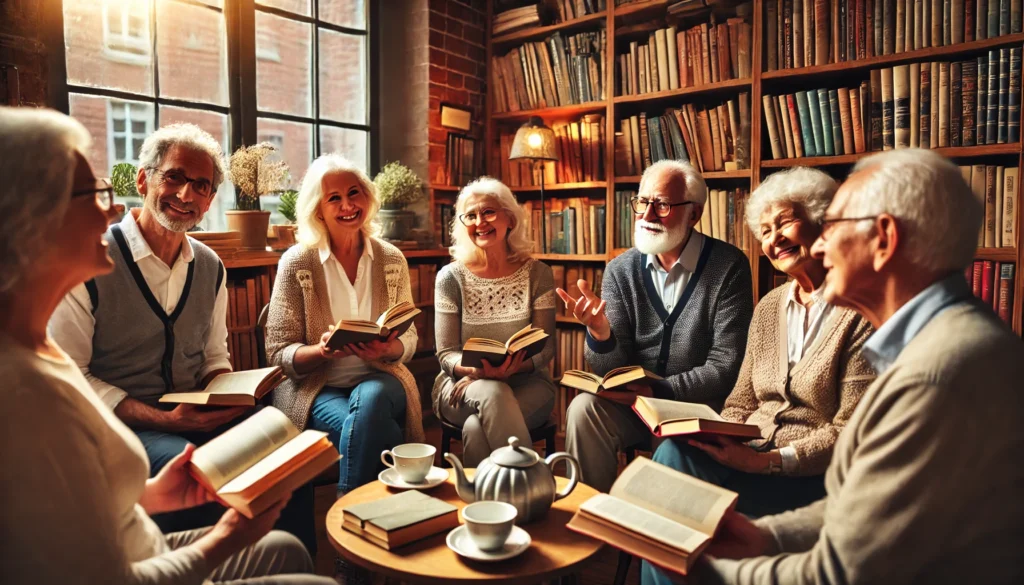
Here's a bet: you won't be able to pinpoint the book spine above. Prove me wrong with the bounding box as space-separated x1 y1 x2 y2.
818 89 836 155
988 49 999 144
894 64 911 148
943 0 951 45
850 0 859 59
978 55 988 144
794 0 805 68
787 94 805 157
884 0 895 54
920 62 932 147
932 0 943 45
910 62 920 147
764 95 785 159
951 61 963 147
896 0 906 52
829 89 845 154
796 90 819 156
850 86 867 152
1010 47 1021 143
767 0 779 71
815 0 830 65
981 260 994 304
1000 0 1010 34
988 0 999 36
962 60 978 147
882 67 895 150
972 259 983 296
931 61 940 147
870 69 885 150
839 87 857 153
807 88 828 154
952 0 966 42
874 0 885 54
998 264 1015 323
998 47 1009 143
784 0 794 68
778 95 796 158
639 112 652 170
867 0 877 56
965 0 976 40
976 0 988 39
1003 167 1018 246
985 165 997 247
840 0 848 61
938 61 950 147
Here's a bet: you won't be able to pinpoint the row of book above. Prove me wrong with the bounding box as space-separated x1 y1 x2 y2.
549 328 591 384
696 188 752 251
440 134 480 188
616 18 753 97
492 4 541 36
960 164 1018 248
551 264 606 318
966 260 1015 324
764 0 1024 70
491 31 607 113
613 190 638 249
615 94 752 176
764 87 871 158
553 0 607 21
226 271 274 373
406 263 439 305
497 114 605 187
520 198 608 254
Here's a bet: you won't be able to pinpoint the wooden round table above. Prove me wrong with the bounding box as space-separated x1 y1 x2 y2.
326 470 604 584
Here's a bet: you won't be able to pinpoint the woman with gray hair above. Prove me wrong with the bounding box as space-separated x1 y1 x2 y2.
433 176 557 466
265 153 424 503
645 166 880 583
0 107 332 584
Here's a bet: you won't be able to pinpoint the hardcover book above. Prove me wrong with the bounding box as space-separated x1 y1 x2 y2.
325 301 421 351
342 490 459 550
633 396 763 439
561 366 664 395
461 324 549 368
160 366 284 407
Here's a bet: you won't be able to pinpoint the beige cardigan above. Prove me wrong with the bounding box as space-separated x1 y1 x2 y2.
721 282 876 476
265 238 425 442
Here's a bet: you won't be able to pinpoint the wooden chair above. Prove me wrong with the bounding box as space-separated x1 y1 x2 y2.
439 414 558 465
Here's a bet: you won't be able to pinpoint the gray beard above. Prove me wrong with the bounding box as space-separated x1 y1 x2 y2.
635 221 688 255
145 194 201 233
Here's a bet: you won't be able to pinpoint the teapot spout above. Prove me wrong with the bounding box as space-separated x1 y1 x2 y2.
443 452 476 503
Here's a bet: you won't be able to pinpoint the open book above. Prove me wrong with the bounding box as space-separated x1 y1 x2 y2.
189 407 339 518
560 366 663 394
567 457 738 575
326 301 421 351
342 490 459 550
460 324 549 368
160 366 285 406
633 396 762 439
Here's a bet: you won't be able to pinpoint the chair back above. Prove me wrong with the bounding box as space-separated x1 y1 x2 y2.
255 303 270 368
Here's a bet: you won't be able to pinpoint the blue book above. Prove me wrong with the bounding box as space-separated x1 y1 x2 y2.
817 89 835 156
795 91 818 157
805 90 827 156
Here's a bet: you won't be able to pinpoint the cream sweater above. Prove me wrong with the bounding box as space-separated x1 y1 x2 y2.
721 283 876 476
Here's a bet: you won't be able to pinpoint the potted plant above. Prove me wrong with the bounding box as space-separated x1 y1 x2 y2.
374 161 425 241
226 143 288 250
110 162 140 220
271 189 298 249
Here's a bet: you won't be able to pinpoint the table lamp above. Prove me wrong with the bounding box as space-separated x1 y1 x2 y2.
508 116 559 253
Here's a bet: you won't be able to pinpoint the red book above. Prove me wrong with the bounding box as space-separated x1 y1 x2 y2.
981 261 994 305
971 261 983 297
997 264 1015 324
992 262 1001 311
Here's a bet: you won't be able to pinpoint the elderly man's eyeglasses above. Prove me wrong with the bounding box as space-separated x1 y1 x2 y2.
459 208 501 226
630 197 692 218
819 216 877 240
153 168 214 198
72 178 114 211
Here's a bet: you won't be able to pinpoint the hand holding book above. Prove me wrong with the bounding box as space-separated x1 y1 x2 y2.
555 279 610 341
448 351 527 407
320 328 402 362
687 436 779 474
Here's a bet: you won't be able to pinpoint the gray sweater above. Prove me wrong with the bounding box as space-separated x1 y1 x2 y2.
585 240 753 409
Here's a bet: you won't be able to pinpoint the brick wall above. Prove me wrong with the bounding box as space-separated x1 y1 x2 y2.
0 0 48 106
427 0 487 185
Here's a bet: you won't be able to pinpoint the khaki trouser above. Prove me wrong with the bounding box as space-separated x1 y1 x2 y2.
166 529 335 585
565 392 650 493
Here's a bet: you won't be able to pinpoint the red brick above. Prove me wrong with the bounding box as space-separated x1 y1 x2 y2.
429 64 447 85
429 83 445 99
447 1 471 23
429 109 442 127
429 144 446 163
444 88 470 104
444 34 469 57
428 0 446 15
429 96 441 110
446 18 464 38
428 125 448 144
463 23 485 47
428 10 446 31
467 44 485 62
429 47 447 67
447 53 477 76
465 76 483 92
429 29 445 48
447 70 465 88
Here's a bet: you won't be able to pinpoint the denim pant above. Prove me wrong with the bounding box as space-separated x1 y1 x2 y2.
135 407 317 555
640 439 826 585
308 372 407 496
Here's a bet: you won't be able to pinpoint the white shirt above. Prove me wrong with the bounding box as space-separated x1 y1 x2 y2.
321 237 375 388
785 280 835 370
645 231 704 313
49 210 231 410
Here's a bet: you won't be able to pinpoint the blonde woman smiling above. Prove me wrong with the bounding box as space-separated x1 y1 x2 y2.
433 177 556 466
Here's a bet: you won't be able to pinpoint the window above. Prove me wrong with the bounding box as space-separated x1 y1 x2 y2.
57 0 375 232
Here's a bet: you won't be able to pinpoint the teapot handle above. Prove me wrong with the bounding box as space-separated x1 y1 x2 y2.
545 452 580 502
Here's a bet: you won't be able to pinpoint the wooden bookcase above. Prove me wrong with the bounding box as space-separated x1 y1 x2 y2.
479 0 1024 340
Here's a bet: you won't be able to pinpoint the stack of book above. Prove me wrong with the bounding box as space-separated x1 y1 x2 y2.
617 94 752 175
342 490 459 550
442 134 479 187
520 197 607 254
493 4 541 36
499 114 605 187
966 261 1016 324
961 164 1018 247
616 16 752 97
491 30 607 113
554 0 607 21
765 0 1024 70
190 231 242 260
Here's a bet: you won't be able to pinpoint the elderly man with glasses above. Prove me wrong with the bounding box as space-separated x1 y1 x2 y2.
556 159 754 493
48 124 315 552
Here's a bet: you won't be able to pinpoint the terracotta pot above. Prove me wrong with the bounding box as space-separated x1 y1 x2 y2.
225 210 272 250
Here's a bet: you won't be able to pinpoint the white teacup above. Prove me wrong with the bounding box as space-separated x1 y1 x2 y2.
380 443 436 483
461 501 517 552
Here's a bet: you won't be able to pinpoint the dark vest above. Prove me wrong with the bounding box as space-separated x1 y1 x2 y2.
85 225 224 407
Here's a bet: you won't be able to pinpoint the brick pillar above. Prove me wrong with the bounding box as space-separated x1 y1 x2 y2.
0 0 49 106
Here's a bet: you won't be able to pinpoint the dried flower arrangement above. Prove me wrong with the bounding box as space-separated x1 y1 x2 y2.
228 142 289 211
374 161 425 210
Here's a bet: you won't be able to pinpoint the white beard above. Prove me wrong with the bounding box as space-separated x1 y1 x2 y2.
634 220 688 255
145 194 201 233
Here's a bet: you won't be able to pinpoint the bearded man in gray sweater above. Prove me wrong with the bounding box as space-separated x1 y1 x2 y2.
677 149 1024 584
557 160 754 493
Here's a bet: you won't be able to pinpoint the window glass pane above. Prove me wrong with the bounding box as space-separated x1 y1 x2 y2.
156 0 228 105
257 118 313 190
257 0 310 16
318 29 366 125
69 93 155 176
320 0 366 29
320 126 367 172
256 12 312 117
64 0 154 96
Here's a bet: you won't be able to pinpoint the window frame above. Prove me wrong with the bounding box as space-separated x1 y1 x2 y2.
107 99 155 166
101 0 151 63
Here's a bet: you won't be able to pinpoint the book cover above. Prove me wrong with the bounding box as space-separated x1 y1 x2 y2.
951 61 962 147
816 89 836 155
633 396 763 439
882 67 895 150
938 62 950 147
910 62 920 147
962 60 978 146
849 87 866 152
806 89 827 155
987 49 999 144
829 89 845 154
893 65 911 148
782 94 800 158
998 264 1015 323
978 55 988 144
1003 167 1018 247
870 69 884 151
796 91 819 157
1010 47 1021 143
998 47 1009 144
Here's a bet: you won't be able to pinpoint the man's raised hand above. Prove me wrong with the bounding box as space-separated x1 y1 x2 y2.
555 279 611 341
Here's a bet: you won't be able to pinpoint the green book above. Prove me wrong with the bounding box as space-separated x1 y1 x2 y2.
795 91 818 157
342 490 457 532
806 90 827 156
828 89 845 155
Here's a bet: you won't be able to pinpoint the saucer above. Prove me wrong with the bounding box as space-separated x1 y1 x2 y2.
378 466 448 490
446 524 531 562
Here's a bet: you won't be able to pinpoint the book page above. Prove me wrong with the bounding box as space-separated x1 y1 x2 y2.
218 430 329 495
610 458 737 535
581 494 709 553
636 396 722 425
204 367 279 396
190 408 299 490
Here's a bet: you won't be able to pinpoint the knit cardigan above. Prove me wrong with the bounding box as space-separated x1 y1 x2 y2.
265 238 425 442
721 282 876 476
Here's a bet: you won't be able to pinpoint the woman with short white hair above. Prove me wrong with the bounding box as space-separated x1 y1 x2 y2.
433 176 557 466
266 154 424 501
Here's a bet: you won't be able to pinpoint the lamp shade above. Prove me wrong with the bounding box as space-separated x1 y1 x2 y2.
508 116 560 161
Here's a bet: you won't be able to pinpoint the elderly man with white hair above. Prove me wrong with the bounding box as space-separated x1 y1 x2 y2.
685 148 1023 585
48 124 314 551
557 160 754 493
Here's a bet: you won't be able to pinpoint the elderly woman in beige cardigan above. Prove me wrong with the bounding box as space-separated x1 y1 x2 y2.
266 154 424 501
648 167 876 525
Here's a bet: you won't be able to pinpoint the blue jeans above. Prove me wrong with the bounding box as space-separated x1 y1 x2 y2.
640 439 826 585
135 407 317 555
308 372 407 495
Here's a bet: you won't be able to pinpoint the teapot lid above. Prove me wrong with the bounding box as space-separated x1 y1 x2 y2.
490 437 540 467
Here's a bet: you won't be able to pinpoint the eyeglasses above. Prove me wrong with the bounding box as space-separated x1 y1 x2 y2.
819 216 877 240
630 197 692 218
152 168 214 198
458 208 501 226
72 178 114 211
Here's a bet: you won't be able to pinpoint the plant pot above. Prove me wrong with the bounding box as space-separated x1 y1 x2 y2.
269 224 297 251
226 210 272 250
378 208 417 240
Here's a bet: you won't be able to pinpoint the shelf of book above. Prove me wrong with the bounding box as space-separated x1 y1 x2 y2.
512 181 607 191
536 253 609 262
492 11 608 47
402 249 450 259
975 248 1019 262
762 33 1024 83
615 169 753 182
761 144 1022 168
613 0 670 19
492 102 608 122
614 78 753 106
